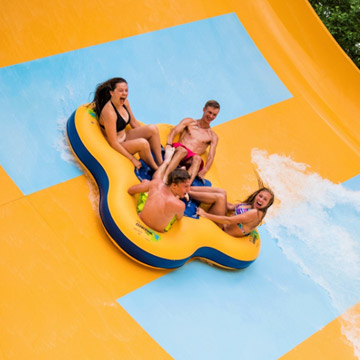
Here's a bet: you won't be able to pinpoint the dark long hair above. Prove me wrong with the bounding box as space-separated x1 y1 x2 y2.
91 77 127 118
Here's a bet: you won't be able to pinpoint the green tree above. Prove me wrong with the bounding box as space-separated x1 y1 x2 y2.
309 0 360 68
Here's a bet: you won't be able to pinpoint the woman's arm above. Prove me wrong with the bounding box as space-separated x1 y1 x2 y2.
125 99 141 128
197 207 233 224
197 207 257 225
226 202 236 211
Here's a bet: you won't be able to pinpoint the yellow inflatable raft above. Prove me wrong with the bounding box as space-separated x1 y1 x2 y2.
66 105 261 269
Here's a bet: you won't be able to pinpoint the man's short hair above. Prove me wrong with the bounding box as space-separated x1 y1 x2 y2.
204 100 220 110
167 168 191 185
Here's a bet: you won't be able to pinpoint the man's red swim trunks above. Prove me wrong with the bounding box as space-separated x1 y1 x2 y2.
172 142 204 171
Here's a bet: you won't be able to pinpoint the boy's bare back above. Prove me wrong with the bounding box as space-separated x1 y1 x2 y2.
139 179 185 232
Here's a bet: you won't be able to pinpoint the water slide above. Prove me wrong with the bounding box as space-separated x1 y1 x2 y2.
1 0 360 359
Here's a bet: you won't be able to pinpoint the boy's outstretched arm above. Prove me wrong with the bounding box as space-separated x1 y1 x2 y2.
128 180 151 195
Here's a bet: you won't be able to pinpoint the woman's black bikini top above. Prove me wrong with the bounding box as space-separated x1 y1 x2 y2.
100 102 131 132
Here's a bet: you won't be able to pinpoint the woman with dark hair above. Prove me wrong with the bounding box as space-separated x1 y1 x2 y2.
91 77 163 170
189 186 274 237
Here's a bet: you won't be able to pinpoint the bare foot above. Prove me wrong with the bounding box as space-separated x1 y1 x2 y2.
164 146 175 164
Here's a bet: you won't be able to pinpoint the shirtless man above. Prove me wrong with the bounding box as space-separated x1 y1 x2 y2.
163 100 220 184
128 155 191 233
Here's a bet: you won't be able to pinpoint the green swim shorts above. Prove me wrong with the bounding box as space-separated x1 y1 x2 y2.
137 192 176 232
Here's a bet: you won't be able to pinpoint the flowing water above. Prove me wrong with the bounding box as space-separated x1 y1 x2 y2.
252 149 360 358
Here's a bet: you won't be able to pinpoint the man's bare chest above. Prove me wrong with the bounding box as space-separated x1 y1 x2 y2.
185 125 212 143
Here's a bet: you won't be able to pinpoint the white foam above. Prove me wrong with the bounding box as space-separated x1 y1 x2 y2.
53 115 81 168
52 88 85 169
84 173 100 212
251 149 360 358
53 101 99 213
341 306 360 358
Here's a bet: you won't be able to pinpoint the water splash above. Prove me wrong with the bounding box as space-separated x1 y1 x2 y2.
341 304 360 358
53 98 99 213
251 149 360 358
84 173 100 212
52 84 85 168
53 115 80 166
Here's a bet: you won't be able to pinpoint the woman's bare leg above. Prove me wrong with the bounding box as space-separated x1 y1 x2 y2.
122 138 158 170
126 125 163 165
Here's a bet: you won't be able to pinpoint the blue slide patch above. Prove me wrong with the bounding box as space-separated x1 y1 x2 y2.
0 13 291 194
117 227 337 360
343 173 360 191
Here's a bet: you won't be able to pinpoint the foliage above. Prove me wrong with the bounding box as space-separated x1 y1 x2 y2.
308 0 360 68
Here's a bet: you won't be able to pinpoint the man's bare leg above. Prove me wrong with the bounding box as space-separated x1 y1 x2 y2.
164 145 176 163
153 147 175 180
189 187 227 220
162 146 187 183
190 186 225 194
186 155 203 184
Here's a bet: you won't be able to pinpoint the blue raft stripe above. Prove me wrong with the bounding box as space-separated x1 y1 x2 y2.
66 109 253 269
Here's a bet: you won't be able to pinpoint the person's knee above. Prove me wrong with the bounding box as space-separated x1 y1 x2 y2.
138 138 150 151
192 155 202 167
217 188 226 197
175 147 187 159
214 193 223 201
147 124 159 135
213 189 226 202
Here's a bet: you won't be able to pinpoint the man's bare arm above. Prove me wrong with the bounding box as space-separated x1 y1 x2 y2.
127 180 151 195
198 131 219 177
166 118 194 145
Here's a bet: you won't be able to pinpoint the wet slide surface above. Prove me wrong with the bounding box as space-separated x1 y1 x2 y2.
1 0 360 359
